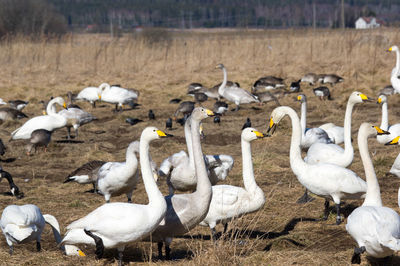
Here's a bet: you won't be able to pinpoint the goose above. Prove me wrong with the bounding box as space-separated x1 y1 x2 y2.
376 94 400 144
199 128 265 238
217 64 259 111
296 94 332 149
8 100 28 111
267 106 367 224
147 107 214 260
289 79 301 93
313 86 332 100
173 101 195 120
0 107 28 121
159 113 233 194
187 82 205 94
11 97 67 140
64 160 106 193
0 167 23 199
306 92 370 165
321 74 344 86
26 129 52 155
61 127 168 265
388 45 400 94
346 123 400 264
195 85 221 100
252 76 285 92
300 73 323 85
100 84 139 112
379 85 396 96
194 92 208 105
0 204 85 256
213 101 228 115
58 107 95 139
75 83 106 108
253 91 281 106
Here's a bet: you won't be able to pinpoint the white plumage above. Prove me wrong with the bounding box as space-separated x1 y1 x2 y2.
346 123 400 263
75 83 106 107
200 128 265 237
11 97 67 140
376 94 400 144
388 45 400 94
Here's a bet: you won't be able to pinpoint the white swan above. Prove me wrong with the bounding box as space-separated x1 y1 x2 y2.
61 127 168 265
11 97 67 140
199 127 265 238
100 84 139 112
346 123 400 264
96 141 140 203
267 106 367 224
58 107 95 139
159 117 233 194
296 94 332 149
385 136 400 178
0 204 85 256
305 91 369 166
148 107 214 260
216 64 259 111
376 94 400 144
388 45 400 94
75 83 106 107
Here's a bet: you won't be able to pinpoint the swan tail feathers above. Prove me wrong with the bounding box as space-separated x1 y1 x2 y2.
158 158 172 177
4 224 35 242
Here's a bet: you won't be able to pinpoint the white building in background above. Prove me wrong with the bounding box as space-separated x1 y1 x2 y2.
355 17 383 29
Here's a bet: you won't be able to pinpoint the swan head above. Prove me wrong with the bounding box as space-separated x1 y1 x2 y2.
359 123 390 141
98 83 110 91
64 244 86 256
388 46 399 52
349 91 370 103
377 94 387 104
141 127 171 141
242 127 264 142
267 106 290 136
50 97 67 109
191 107 214 121
296 94 306 103
215 63 225 69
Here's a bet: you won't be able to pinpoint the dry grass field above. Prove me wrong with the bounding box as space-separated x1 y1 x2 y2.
1 28 400 265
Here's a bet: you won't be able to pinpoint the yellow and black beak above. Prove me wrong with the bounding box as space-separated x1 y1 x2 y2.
98 94 102 100
297 95 302 101
377 97 382 104
157 130 173 138
386 136 400 145
254 130 264 139
78 250 86 257
267 118 277 136
42 110 47 115
206 109 215 117
373 126 390 135
360 93 371 102
388 47 393 52
63 102 68 109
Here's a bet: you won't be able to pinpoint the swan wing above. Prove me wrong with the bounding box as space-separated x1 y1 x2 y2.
224 87 259 103
305 143 344 164
211 185 242 206
12 115 63 139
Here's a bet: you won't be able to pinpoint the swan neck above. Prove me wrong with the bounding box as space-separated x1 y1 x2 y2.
241 138 257 192
342 101 355 158
184 120 195 168
218 67 228 95
190 116 212 199
380 102 389 130
125 144 138 168
140 137 165 207
359 130 382 207
300 101 306 136
286 108 308 173
46 100 58 115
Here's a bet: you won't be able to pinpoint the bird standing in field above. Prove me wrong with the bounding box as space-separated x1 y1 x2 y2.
242 118 251 130
148 110 155 120
26 129 52 155
166 118 172 130
214 115 221 125
125 117 143 126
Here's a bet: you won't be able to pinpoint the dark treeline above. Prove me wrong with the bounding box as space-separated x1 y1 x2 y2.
51 0 400 29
